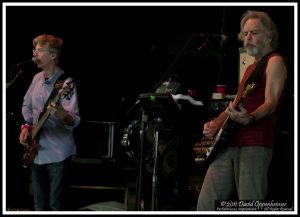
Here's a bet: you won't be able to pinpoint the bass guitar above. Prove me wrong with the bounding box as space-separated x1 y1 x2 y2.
21 80 75 168
193 82 257 165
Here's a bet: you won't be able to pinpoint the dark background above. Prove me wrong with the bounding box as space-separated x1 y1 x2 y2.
5 5 294 121
4 3 295 211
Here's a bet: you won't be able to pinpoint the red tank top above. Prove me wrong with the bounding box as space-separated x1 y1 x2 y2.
229 53 285 148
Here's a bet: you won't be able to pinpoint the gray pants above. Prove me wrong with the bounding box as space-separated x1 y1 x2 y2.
197 146 272 211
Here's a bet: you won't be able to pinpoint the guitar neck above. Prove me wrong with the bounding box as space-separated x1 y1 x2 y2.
222 97 244 130
30 80 75 141
221 82 256 131
234 97 246 110
235 82 257 110
31 109 51 140
31 91 61 140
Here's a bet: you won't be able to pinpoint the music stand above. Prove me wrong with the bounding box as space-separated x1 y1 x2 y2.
135 93 179 211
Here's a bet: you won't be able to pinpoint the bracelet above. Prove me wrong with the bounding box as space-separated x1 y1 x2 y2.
21 124 31 131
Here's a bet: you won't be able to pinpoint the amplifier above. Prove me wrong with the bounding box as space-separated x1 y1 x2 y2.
74 120 115 159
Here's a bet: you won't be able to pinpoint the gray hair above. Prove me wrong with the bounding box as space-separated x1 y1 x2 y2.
238 10 278 49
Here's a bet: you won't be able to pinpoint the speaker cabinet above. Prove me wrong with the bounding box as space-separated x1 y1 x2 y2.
74 121 115 159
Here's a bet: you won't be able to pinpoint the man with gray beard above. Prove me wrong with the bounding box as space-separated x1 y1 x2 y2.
196 10 287 211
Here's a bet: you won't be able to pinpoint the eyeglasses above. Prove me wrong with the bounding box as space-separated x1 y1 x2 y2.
33 48 50 53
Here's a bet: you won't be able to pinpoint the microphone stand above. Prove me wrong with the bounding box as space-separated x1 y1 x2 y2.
151 117 162 211
125 33 200 116
136 108 147 211
125 99 140 115
128 33 202 211
125 33 200 114
121 33 204 211
7 60 37 89
6 66 23 121
6 65 23 89
150 33 199 93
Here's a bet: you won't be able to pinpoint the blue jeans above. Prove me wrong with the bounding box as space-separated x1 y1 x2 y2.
31 159 70 211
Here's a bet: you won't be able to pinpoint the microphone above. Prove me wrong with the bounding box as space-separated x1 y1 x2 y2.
14 57 38 68
199 33 228 43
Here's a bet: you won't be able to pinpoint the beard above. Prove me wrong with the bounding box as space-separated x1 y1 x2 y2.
245 45 259 56
244 36 270 57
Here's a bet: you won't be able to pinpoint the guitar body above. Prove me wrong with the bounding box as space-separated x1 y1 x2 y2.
21 139 40 168
20 111 47 169
193 118 237 165
193 83 257 165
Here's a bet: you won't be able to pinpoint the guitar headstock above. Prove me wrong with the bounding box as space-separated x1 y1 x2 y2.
60 80 75 100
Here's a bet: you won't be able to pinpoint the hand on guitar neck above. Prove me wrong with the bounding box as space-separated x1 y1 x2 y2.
226 102 256 126
48 102 74 125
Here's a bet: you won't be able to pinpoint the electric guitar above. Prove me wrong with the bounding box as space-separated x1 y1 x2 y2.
193 82 257 165
21 80 75 168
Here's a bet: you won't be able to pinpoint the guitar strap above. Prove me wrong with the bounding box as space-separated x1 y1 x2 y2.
245 50 277 87
43 73 70 110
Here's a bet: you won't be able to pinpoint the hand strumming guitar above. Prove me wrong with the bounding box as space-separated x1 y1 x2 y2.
203 120 220 139
203 111 229 140
19 124 30 145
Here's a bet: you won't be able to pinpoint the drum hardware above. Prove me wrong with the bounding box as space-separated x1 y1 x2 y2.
121 120 139 158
